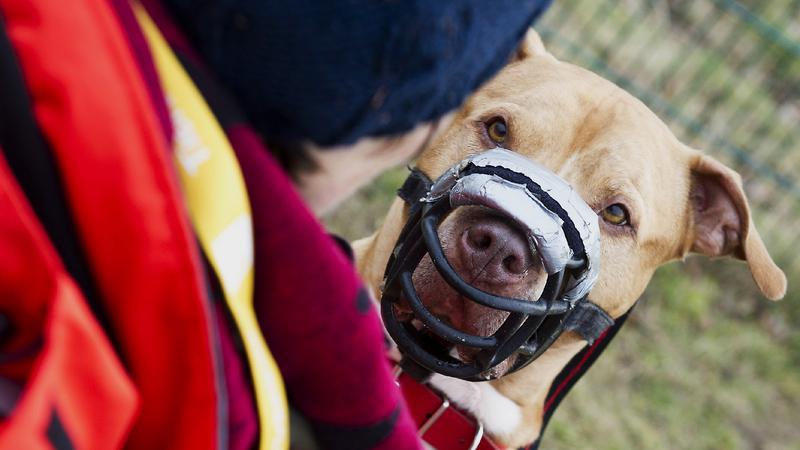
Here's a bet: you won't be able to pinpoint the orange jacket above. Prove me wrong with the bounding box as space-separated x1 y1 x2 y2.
0 0 221 447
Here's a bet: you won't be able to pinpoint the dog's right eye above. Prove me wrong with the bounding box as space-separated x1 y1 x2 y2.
601 203 629 226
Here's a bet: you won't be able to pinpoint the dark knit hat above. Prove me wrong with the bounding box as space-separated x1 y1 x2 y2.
163 0 552 147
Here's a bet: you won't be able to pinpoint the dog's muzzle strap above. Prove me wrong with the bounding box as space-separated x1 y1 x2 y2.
398 167 433 214
562 300 614 345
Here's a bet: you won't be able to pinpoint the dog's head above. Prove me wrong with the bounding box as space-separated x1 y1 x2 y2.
393 31 786 378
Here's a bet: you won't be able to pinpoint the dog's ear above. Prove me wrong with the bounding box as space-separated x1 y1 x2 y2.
689 154 786 300
512 29 556 63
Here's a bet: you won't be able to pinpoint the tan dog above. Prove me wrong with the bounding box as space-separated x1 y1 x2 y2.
353 31 787 448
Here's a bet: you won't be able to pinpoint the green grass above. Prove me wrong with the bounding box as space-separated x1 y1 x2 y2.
544 261 800 450
326 1 799 448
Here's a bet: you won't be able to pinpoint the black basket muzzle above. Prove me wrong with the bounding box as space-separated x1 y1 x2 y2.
381 148 608 381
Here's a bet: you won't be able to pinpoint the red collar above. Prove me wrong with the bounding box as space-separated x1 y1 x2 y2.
395 367 505 450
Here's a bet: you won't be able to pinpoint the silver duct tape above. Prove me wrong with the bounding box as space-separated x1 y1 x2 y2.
425 161 467 202
561 191 600 302
425 148 600 303
449 173 573 274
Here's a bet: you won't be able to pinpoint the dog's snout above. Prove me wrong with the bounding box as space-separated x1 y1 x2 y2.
413 211 547 342
460 220 533 284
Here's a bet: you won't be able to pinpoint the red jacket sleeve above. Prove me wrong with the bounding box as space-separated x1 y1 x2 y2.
229 125 422 450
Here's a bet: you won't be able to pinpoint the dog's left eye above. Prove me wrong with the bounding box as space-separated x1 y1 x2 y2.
486 117 508 144
601 203 629 226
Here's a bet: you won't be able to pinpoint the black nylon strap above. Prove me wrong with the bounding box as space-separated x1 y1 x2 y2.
563 300 614 345
527 306 634 450
397 168 432 214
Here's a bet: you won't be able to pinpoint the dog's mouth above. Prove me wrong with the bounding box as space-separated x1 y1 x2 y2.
393 206 548 378
380 148 602 381
393 312 516 379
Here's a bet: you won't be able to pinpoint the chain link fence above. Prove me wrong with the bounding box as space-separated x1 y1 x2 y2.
537 0 800 281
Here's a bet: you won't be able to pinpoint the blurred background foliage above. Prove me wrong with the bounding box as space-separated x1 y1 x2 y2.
327 0 798 448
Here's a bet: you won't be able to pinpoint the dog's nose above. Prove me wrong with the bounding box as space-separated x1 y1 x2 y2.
459 219 533 285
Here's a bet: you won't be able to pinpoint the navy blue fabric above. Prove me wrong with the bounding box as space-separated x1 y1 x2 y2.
162 0 552 147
